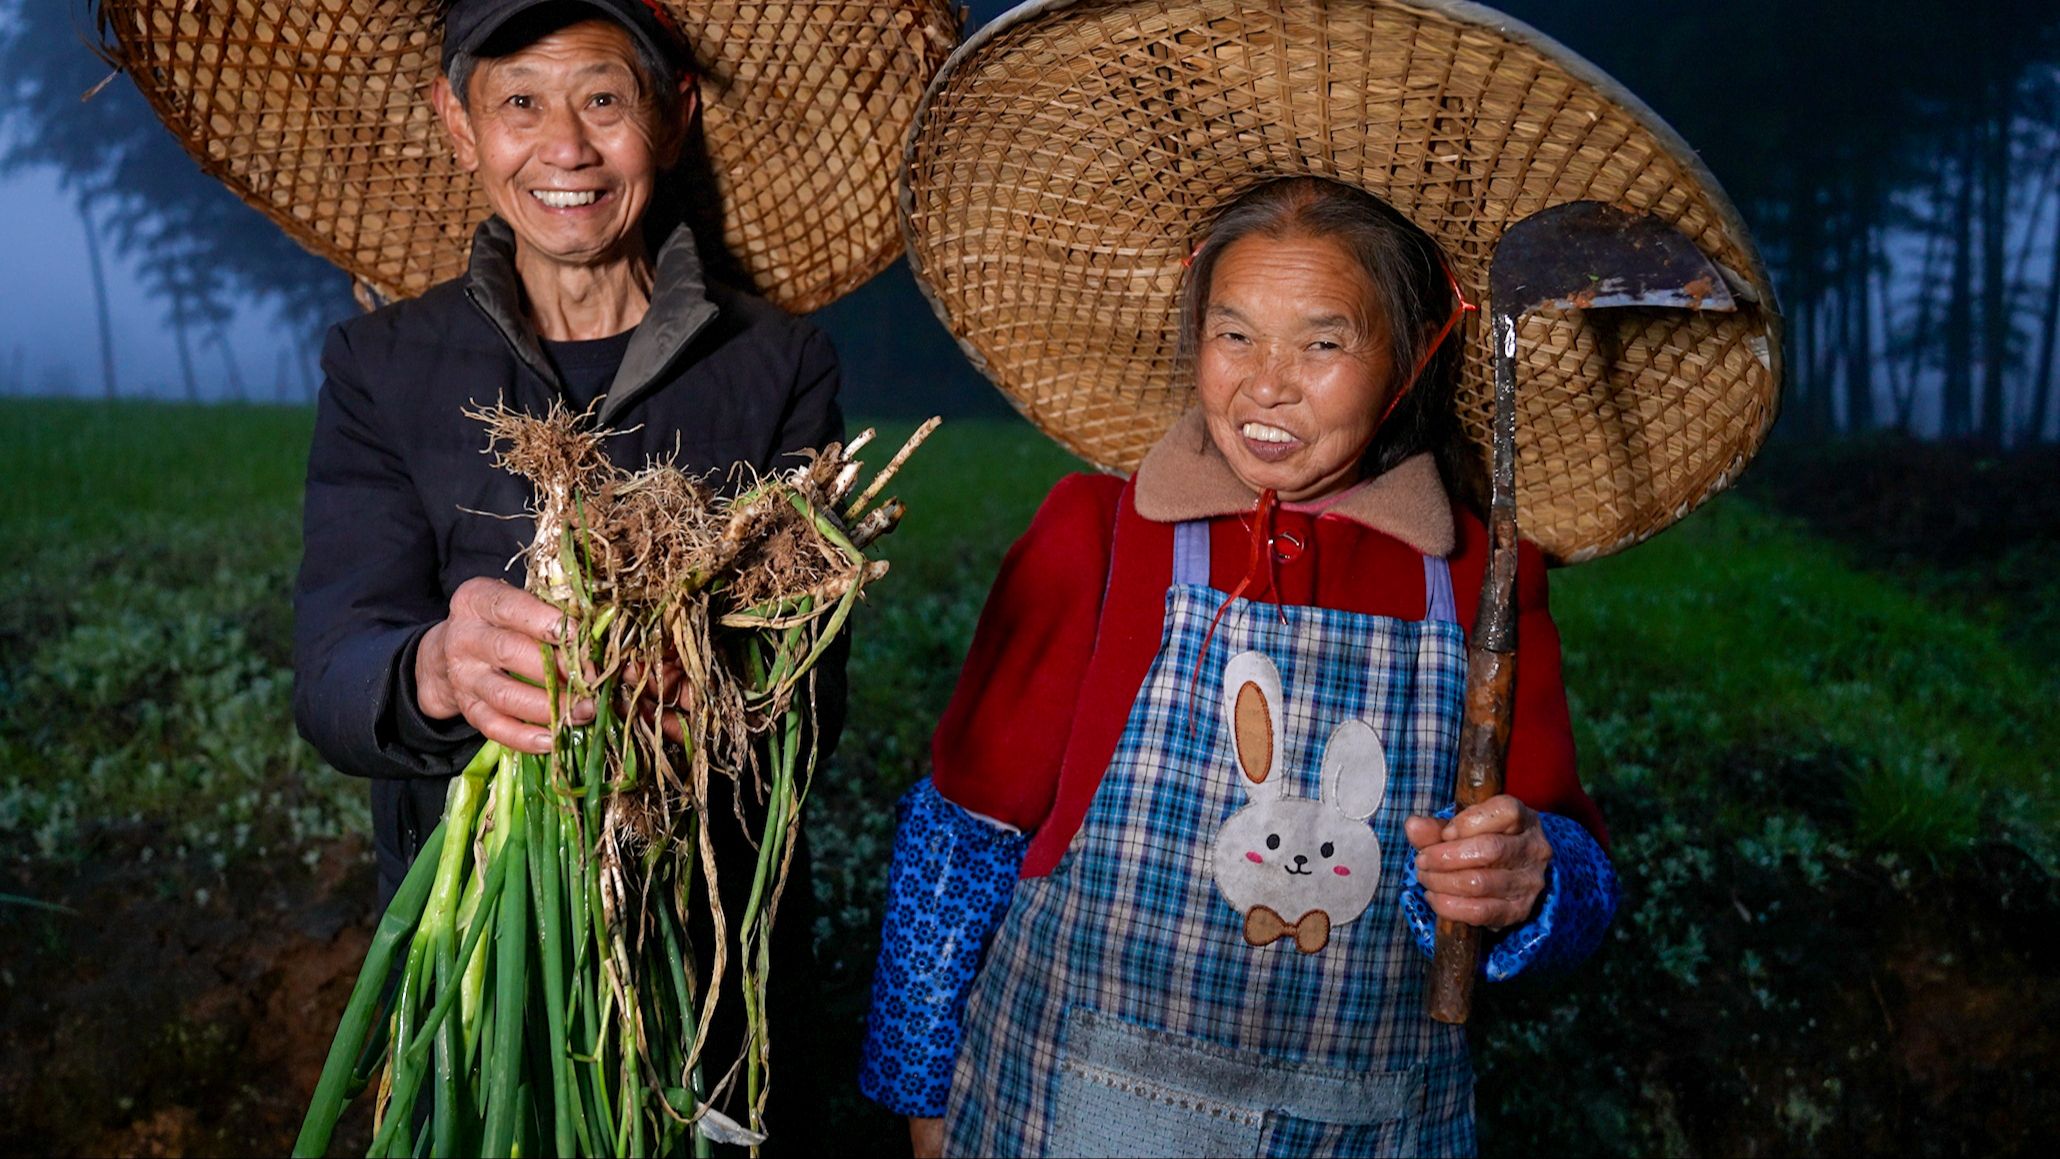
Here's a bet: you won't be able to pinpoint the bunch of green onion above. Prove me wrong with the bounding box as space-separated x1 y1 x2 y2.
294 410 934 1158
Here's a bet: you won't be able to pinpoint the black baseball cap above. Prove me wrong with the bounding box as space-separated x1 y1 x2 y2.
440 0 691 79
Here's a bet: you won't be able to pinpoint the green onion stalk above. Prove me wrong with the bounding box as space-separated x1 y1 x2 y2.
295 410 938 1158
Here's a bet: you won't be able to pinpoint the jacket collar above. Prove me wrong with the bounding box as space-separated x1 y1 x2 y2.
463 217 720 423
1131 408 1457 557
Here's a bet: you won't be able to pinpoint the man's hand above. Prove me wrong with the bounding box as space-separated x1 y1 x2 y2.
909 1116 944 1159
415 577 593 753
621 658 689 744
1404 795 1552 930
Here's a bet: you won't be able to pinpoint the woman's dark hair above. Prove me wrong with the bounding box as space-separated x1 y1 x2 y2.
1178 176 1463 480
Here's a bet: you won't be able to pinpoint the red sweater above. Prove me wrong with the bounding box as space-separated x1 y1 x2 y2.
932 470 1603 879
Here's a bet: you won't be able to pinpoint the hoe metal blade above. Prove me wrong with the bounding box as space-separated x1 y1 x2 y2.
1428 201 1739 1026
1490 200 1738 316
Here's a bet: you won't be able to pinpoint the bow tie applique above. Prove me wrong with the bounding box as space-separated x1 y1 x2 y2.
1243 905 1332 954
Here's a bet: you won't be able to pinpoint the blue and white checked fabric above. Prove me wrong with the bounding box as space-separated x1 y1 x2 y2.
944 522 1478 1157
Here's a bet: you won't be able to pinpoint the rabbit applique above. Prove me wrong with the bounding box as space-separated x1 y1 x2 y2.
1210 651 1389 954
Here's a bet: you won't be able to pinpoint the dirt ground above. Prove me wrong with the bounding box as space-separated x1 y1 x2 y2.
1472 825 2060 1155
0 825 903 1158
0 833 377 1157
7 823 2058 1156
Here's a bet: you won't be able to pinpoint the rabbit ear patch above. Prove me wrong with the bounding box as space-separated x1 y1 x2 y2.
1321 719 1388 821
1221 651 1284 799
1234 682 1272 784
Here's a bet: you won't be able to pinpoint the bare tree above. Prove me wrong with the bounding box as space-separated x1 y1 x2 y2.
2033 173 2060 443
76 196 119 398
1978 50 2014 445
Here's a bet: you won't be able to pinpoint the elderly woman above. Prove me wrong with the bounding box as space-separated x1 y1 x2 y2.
860 176 1621 1156
857 0 1784 1150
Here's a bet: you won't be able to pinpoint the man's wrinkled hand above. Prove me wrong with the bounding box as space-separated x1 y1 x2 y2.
1404 795 1552 930
621 657 688 743
415 577 593 753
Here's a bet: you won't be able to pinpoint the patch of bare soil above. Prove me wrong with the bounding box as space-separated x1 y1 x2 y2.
1476 783 2060 1155
0 833 377 1157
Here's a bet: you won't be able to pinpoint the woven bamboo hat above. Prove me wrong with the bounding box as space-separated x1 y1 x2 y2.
902 0 1783 563
95 0 960 313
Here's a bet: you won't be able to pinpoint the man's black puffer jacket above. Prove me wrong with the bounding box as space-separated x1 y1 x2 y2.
292 218 845 899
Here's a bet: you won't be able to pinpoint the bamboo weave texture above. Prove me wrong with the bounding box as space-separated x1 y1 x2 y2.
903 0 1784 562
102 0 959 312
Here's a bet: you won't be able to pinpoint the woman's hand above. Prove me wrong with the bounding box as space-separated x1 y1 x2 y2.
1403 795 1552 930
416 577 592 753
909 1116 944 1158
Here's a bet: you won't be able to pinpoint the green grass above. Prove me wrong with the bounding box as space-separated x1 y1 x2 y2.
1557 501 2059 864
0 400 338 867
0 399 313 535
0 403 1089 874
5 397 2050 871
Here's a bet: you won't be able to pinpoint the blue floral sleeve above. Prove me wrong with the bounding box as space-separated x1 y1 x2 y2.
859 779 1030 1117
1400 808 1619 982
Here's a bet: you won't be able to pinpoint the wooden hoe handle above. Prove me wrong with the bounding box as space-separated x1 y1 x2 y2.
1427 508 1519 1024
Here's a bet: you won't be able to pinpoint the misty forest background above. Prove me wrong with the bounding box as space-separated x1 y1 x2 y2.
3 1 2060 1156
8 0 2060 440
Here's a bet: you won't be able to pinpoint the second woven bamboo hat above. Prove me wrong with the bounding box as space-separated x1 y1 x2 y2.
903 0 1783 563
96 0 960 313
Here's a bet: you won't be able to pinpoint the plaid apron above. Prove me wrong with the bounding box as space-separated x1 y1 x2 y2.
944 520 1476 1157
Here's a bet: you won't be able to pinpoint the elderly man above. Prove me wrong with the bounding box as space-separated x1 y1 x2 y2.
289 4 844 1132
292 0 842 899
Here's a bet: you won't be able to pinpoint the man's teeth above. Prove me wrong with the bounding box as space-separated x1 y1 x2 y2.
1241 422 1296 444
532 190 600 208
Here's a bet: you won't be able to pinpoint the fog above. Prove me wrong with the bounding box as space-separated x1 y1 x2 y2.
0 166 308 401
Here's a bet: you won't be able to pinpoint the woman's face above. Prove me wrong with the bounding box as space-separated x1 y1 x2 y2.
1195 233 1400 503
434 20 690 272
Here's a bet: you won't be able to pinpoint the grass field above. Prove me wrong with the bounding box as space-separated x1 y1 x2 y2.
3 399 2048 869
2 397 2055 1154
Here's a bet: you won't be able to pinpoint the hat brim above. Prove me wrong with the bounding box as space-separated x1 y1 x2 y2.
99 0 960 313
900 0 1783 563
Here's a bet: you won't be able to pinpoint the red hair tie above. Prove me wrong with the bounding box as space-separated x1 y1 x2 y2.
1379 263 1477 429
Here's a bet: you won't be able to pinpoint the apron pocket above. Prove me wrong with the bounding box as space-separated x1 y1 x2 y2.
1049 1007 1423 1159
1049 1015 1264 1158
1257 1105 1423 1158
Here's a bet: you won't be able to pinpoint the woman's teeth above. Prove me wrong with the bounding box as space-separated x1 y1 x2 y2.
531 190 600 208
1241 422 1296 444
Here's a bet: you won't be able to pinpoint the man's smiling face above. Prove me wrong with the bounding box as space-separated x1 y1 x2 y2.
435 19 690 271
